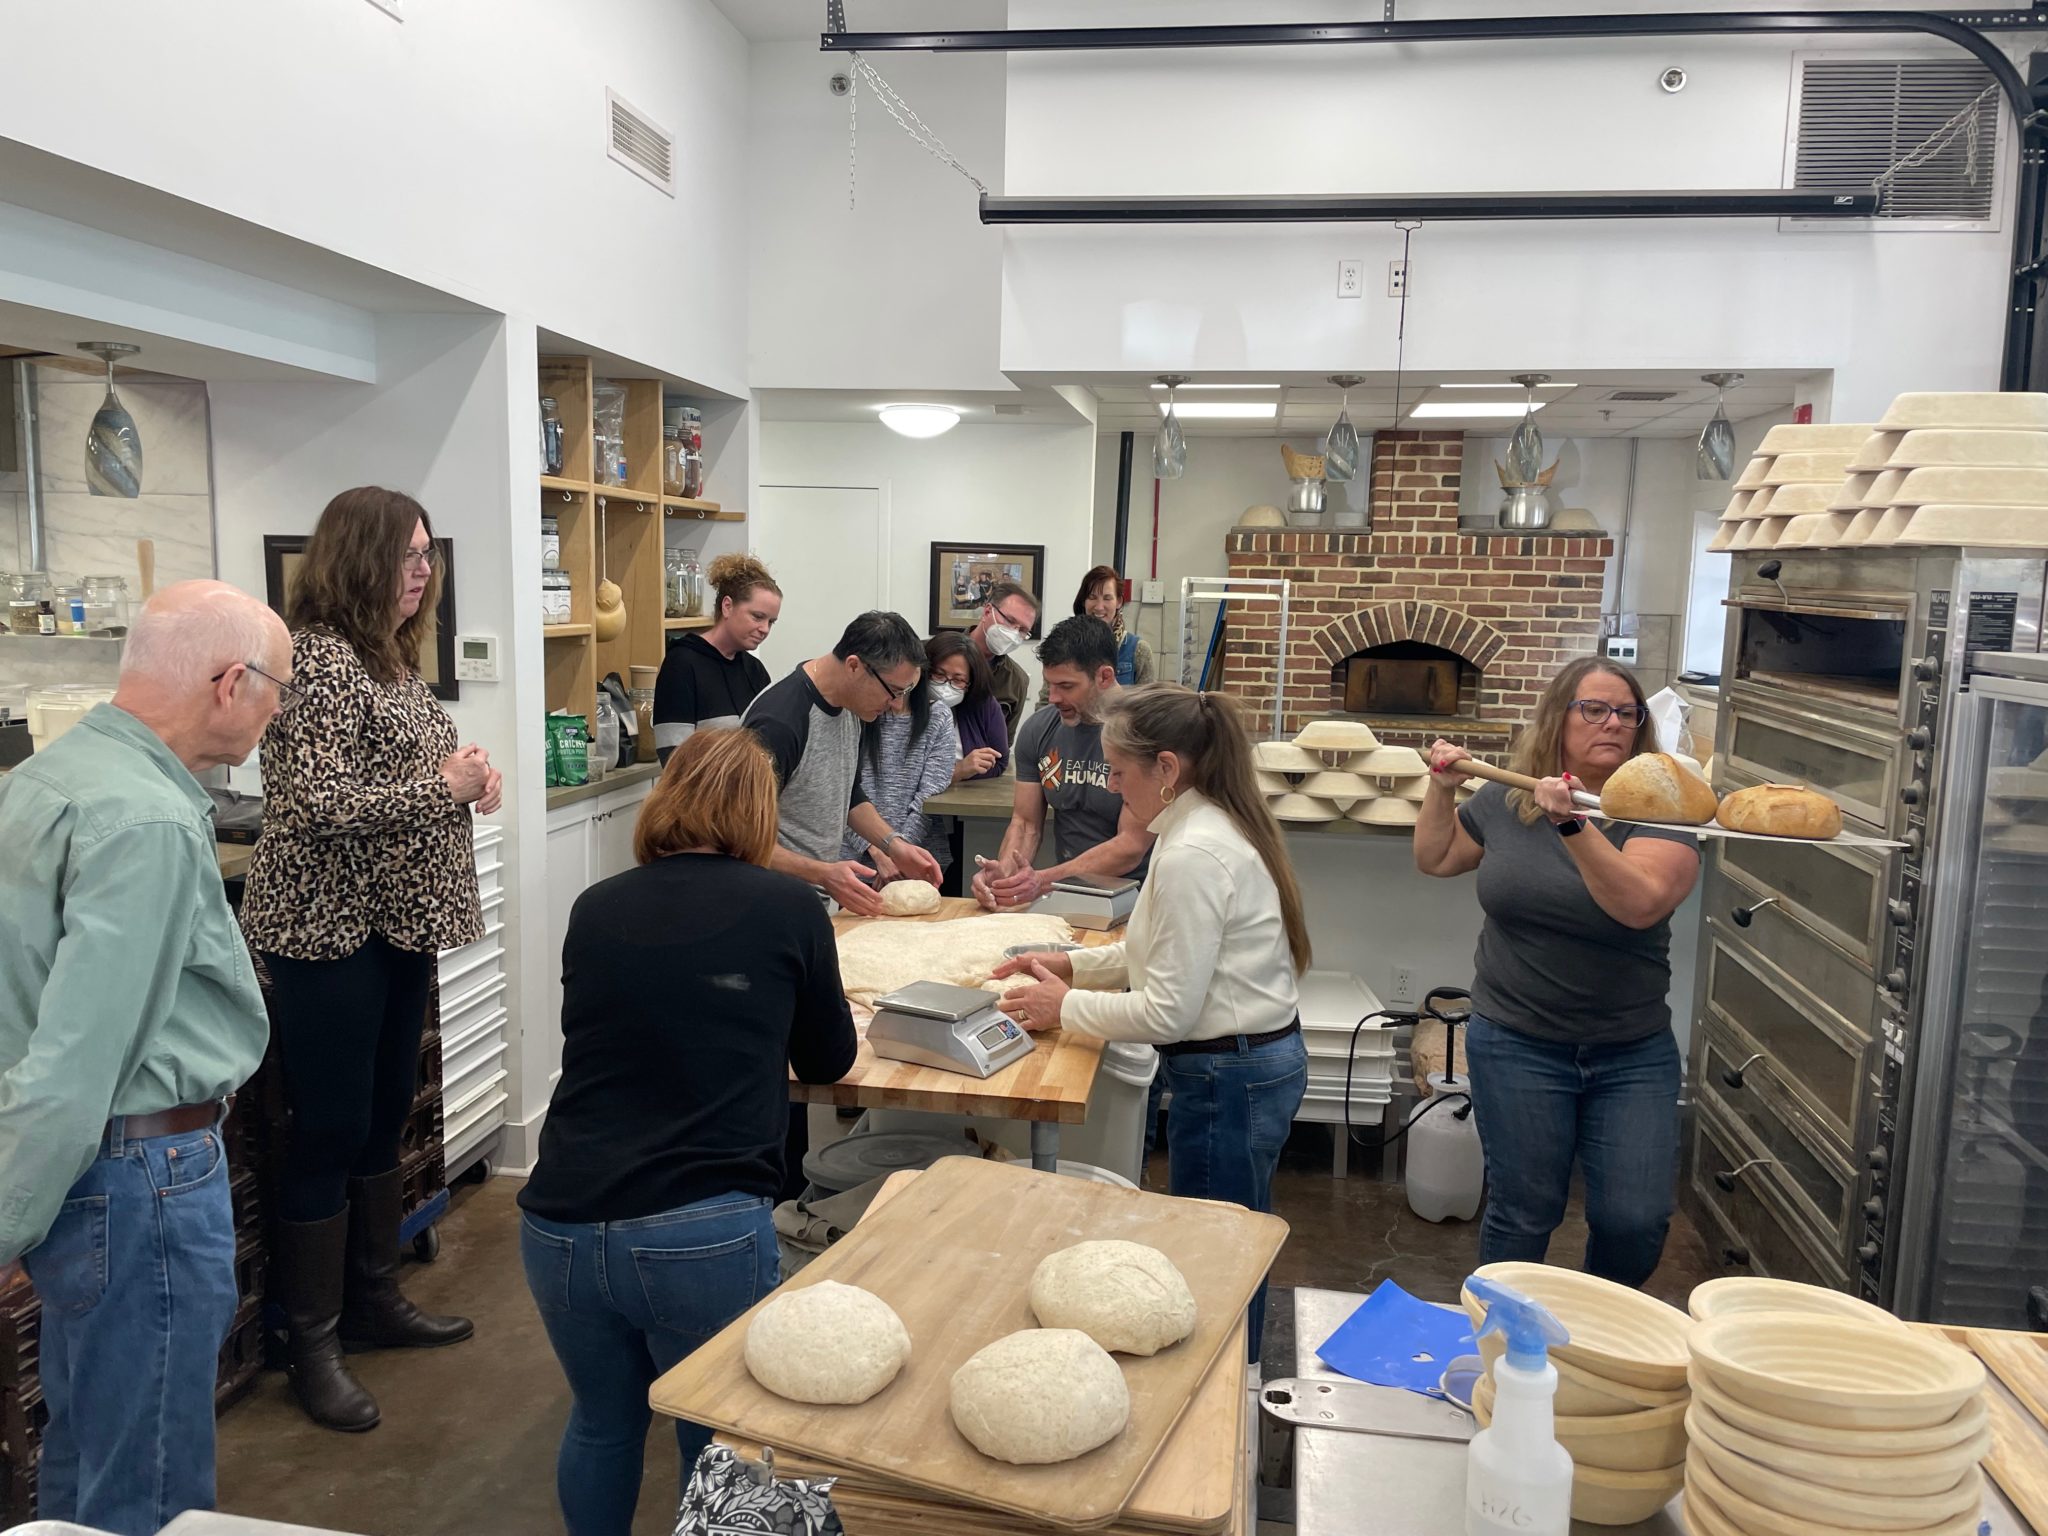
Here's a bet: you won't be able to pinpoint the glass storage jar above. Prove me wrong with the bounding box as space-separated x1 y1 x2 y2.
80 575 130 636
9 572 50 636
540 395 566 478
541 567 573 626
664 549 687 619
677 551 705 618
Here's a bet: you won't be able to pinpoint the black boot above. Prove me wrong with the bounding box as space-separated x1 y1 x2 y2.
339 1168 474 1350
276 1212 380 1432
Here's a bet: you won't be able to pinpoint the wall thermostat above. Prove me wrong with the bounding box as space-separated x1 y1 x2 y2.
454 634 500 682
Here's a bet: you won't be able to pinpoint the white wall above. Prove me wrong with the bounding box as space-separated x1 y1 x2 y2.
757 421 1097 691
748 38 1011 391
208 313 550 1162
0 0 750 392
999 5 2019 413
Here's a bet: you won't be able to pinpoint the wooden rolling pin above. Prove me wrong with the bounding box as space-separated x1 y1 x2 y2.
1449 757 1603 812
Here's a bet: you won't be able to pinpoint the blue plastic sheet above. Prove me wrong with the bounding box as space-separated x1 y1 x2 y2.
1314 1280 1477 1394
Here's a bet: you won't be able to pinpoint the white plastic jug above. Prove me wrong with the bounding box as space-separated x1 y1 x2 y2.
26 684 116 754
1405 1072 1484 1222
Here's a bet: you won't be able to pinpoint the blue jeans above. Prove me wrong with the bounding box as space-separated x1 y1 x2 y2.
23 1120 238 1536
1463 1014 1681 1287
1161 1030 1307 1361
521 1194 780 1536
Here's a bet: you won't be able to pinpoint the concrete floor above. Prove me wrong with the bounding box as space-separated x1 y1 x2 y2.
214 1127 1713 1536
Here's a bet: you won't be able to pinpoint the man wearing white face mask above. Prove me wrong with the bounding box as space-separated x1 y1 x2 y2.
969 579 1039 736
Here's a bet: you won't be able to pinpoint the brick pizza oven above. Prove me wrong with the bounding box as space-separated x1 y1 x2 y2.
1220 430 1615 759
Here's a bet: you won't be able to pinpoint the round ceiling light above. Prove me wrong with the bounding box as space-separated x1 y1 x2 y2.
878 403 962 439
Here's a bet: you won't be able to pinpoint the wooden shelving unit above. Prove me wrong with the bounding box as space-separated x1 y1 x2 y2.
539 355 745 733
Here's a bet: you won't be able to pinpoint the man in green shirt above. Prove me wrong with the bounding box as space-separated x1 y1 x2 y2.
0 580 291 1536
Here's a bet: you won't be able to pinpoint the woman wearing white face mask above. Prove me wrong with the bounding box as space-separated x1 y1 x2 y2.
840 638 965 878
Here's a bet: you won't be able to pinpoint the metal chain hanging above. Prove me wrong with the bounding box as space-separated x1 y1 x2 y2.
1871 82 1997 214
1389 222 1420 432
845 50 990 209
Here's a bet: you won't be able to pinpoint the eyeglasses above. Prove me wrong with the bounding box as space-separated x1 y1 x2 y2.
993 605 1035 632
859 656 912 704
400 546 441 574
212 661 309 712
1569 699 1648 727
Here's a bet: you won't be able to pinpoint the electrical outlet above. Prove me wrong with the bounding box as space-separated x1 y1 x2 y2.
1139 579 1165 605
1605 636 1639 664
1387 259 1409 297
1337 259 1364 299
1391 966 1418 1006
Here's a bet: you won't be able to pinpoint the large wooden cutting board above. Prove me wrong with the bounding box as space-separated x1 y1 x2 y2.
651 1158 1287 1530
1911 1323 2048 1533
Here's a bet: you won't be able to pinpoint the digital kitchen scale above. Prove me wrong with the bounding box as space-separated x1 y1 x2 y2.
867 981 1035 1079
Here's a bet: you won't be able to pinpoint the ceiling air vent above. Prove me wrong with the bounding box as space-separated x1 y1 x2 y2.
1606 390 1679 403
607 89 675 197
1791 57 2000 224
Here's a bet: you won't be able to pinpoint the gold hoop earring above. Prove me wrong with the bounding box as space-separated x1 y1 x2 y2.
1161 785 1176 805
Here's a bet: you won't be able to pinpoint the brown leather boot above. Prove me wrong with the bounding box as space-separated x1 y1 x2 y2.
276 1211 379 1432
338 1168 473 1350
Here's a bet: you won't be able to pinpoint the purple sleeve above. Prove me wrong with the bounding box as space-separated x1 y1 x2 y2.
958 696 1010 777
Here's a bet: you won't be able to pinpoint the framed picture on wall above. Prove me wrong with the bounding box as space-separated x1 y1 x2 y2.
263 534 460 701
928 542 1045 633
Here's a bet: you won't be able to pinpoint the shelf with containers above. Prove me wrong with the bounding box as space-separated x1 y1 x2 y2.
536 353 746 791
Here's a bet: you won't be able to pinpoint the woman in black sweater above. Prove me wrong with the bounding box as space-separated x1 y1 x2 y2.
519 728 857 1536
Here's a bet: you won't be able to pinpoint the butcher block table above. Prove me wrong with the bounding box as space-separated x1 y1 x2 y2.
803 896 1117 1172
663 1161 1269 1533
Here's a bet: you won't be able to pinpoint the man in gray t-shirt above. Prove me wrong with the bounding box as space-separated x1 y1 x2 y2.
976 616 1154 910
743 611 942 916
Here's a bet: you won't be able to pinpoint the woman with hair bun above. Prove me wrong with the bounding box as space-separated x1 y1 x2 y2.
651 552 782 764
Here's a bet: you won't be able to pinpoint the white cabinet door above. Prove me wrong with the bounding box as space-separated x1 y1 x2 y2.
540 816 592 1093
591 804 640 886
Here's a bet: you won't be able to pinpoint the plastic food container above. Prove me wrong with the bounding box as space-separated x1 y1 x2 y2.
27 685 117 753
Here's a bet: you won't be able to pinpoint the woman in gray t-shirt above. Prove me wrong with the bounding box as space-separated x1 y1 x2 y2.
1414 658 1700 1287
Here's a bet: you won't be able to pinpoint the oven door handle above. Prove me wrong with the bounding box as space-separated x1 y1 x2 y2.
1720 1052 1765 1090
1714 1157 1773 1194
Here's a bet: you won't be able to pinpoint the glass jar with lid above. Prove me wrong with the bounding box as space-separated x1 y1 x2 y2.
664 549 687 619
677 551 705 619
541 567 573 626
540 396 566 478
9 572 50 636
80 575 131 636
662 426 686 498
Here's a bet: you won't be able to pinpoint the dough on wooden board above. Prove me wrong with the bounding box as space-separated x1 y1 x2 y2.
949 1328 1129 1464
1030 1240 1196 1356
879 881 941 916
744 1280 911 1404
834 912 1076 1007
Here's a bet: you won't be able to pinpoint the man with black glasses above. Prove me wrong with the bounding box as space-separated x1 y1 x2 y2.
742 609 944 917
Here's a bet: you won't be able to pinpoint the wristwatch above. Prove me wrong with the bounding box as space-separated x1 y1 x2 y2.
1555 816 1586 837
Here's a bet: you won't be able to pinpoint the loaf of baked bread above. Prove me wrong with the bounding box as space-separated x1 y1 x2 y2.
1598 752 1719 824
1715 783 1843 840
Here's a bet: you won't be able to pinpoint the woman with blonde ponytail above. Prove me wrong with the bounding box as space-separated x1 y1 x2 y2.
994 684 1309 1358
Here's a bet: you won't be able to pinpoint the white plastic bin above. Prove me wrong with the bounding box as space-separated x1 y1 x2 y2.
1055 1159 1137 1189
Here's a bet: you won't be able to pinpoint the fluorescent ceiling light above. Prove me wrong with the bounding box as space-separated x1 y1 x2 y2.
878 403 962 438
1408 401 1547 420
1149 382 1281 390
1438 381 1576 390
1157 401 1279 420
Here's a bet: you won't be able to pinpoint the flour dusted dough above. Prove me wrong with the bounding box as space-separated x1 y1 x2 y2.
1030 1241 1196 1357
949 1329 1130 1464
834 912 1075 1007
744 1281 911 1404
879 880 942 916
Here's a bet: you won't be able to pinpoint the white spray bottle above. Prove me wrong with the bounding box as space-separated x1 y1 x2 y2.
1464 1274 1574 1536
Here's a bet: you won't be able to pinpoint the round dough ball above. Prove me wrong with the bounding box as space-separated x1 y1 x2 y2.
950 1329 1129 1464
745 1281 911 1404
1030 1240 1197 1356
880 880 941 916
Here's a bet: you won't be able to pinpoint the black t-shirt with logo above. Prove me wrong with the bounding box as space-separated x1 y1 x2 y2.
1013 705 1150 880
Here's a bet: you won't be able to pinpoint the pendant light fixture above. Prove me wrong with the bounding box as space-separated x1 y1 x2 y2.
1153 374 1190 479
1506 373 1550 484
1696 372 1745 480
77 342 144 498
1325 375 1364 482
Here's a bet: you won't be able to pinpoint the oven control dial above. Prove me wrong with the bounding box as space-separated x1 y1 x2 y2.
1901 781 1925 807
1864 1197 1886 1220
1902 826 1923 854
1883 969 1908 996
1887 897 1914 926
1858 1239 1881 1263
1914 654 1940 683
1906 728 1931 751
1868 1144 1890 1174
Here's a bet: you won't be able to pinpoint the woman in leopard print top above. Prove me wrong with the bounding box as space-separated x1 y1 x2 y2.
241 486 500 1433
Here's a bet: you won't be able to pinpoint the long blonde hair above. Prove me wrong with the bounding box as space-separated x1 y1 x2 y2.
1506 657 1655 824
1101 684 1312 974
